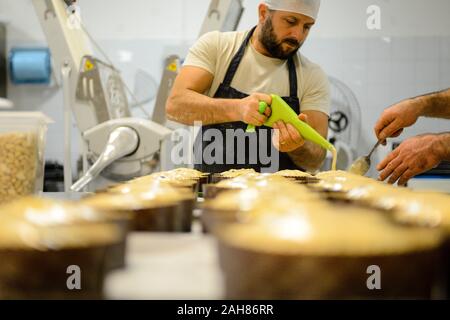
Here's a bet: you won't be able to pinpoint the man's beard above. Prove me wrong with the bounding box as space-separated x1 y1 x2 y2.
259 18 302 60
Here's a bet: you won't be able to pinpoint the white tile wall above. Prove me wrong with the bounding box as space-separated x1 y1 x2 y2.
415 60 441 84
392 38 415 61
441 38 450 59
341 38 368 61
367 60 391 84
367 38 392 61
391 61 415 86
440 59 450 85
415 37 441 61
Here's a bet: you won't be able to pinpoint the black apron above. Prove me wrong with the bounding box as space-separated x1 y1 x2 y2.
194 27 301 174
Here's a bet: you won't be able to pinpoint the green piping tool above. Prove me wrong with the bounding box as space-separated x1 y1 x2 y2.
245 94 334 152
246 102 268 133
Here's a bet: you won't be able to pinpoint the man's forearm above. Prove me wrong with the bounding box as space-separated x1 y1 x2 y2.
435 132 450 161
414 88 450 119
166 89 239 125
287 141 326 171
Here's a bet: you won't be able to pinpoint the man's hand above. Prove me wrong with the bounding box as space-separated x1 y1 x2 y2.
272 114 308 153
374 99 424 142
377 134 443 186
237 93 272 126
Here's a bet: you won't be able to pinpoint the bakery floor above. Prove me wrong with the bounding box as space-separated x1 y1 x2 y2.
104 229 224 299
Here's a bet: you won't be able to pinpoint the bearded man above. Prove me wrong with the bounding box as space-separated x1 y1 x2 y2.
166 0 330 173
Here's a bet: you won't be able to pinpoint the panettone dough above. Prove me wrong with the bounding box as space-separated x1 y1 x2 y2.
82 192 178 211
219 202 443 256
219 168 257 178
108 179 195 201
0 198 121 250
272 170 313 178
206 182 320 212
0 196 125 226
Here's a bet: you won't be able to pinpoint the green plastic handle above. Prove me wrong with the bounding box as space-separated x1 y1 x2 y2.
246 102 268 133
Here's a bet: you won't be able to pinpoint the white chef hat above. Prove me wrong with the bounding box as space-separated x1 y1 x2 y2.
264 0 321 20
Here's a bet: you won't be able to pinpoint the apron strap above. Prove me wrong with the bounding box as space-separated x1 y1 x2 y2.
222 26 256 86
287 57 298 99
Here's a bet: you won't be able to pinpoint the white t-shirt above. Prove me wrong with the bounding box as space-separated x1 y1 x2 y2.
183 30 330 116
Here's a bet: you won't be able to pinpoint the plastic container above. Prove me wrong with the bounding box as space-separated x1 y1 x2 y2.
0 112 52 204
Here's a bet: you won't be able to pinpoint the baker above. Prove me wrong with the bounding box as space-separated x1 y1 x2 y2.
166 0 330 173
374 88 450 185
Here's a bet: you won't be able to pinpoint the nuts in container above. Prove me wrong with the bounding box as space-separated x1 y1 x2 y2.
0 132 38 203
0 112 52 205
